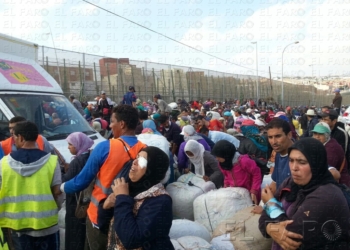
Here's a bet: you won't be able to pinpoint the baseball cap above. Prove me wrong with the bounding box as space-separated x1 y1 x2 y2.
334 88 340 93
305 109 316 116
180 125 195 136
129 86 136 92
312 122 331 134
319 109 338 119
101 91 106 95
69 94 75 99
223 111 232 116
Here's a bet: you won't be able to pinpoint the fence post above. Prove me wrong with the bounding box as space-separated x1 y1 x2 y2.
93 62 99 95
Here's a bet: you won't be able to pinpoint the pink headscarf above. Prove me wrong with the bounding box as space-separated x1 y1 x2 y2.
66 132 94 157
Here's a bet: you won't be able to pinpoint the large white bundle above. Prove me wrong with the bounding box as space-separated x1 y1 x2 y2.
169 102 178 109
168 173 216 220
137 133 171 184
213 207 272 250
210 235 235 250
193 187 252 233
60 228 65 250
171 239 185 250
169 219 211 242
206 111 221 120
58 201 66 229
177 236 212 249
177 173 216 193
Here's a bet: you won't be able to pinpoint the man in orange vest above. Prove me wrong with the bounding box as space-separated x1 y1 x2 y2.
0 116 53 156
60 105 146 250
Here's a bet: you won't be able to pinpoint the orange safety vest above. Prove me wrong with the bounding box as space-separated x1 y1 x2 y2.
87 138 146 225
1 135 45 155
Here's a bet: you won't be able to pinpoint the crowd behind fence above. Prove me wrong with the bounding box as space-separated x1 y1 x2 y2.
39 46 345 108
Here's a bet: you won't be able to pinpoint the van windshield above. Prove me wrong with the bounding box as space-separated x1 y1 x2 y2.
2 94 96 140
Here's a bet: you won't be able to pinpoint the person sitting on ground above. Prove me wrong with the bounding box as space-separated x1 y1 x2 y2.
103 146 174 249
211 140 262 205
184 140 224 188
259 138 350 250
91 111 109 136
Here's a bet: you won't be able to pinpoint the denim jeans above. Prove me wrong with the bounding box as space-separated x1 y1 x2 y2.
18 231 59 250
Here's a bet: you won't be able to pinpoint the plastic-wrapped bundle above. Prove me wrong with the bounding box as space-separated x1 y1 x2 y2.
210 235 235 250
166 173 216 220
169 219 211 242
176 236 212 249
212 207 272 250
193 187 252 233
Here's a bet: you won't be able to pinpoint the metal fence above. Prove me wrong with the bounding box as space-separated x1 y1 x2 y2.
39 46 340 107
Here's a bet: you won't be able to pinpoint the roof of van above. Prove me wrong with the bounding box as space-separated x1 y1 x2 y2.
0 52 63 94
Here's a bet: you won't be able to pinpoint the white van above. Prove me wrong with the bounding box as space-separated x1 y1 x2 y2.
0 33 106 162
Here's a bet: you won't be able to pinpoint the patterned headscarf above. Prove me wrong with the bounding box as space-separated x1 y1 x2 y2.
240 125 268 153
66 132 94 157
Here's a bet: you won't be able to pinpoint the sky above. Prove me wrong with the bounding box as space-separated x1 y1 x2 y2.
1 0 350 78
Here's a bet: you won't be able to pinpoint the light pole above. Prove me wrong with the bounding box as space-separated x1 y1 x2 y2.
251 42 259 103
281 41 299 107
44 25 61 85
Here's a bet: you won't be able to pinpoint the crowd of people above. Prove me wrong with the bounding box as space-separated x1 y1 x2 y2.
1 86 350 250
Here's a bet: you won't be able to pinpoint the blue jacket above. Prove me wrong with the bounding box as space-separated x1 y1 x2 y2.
122 92 137 105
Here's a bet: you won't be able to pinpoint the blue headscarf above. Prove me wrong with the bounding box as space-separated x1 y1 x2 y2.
240 125 268 153
143 120 161 135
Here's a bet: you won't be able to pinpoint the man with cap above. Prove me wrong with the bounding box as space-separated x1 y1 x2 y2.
122 86 137 107
333 88 342 115
69 94 85 116
319 109 350 162
301 109 319 138
98 91 113 124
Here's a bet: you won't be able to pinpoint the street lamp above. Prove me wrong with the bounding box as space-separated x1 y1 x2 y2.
281 41 299 107
44 25 61 85
251 42 259 103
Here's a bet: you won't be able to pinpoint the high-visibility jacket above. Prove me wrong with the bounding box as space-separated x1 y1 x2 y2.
0 228 9 250
0 155 58 230
1 135 44 155
87 139 146 225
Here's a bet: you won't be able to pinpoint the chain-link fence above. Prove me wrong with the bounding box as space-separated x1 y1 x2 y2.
39 46 341 107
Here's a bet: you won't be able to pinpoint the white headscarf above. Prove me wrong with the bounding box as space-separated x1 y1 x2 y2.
184 140 205 176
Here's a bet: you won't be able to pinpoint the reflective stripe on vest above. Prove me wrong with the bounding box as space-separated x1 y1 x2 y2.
87 139 146 225
1 135 45 156
0 155 58 230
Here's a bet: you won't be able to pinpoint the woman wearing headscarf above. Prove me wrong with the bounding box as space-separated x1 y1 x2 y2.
177 125 210 174
223 111 234 130
259 138 350 250
238 119 270 176
312 122 350 186
142 120 161 135
211 140 262 205
62 132 94 250
184 140 224 188
102 146 174 250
